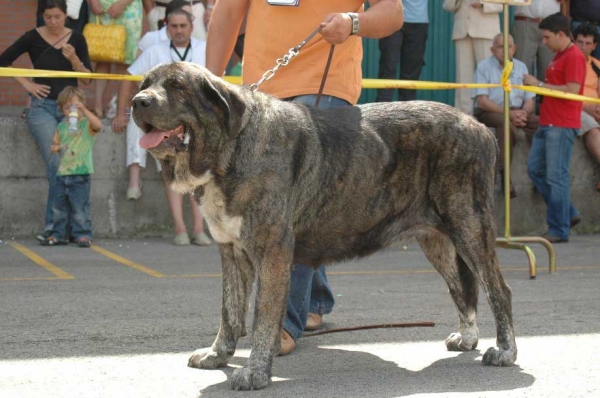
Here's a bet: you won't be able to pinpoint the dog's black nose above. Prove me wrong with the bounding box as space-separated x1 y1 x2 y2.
132 93 152 109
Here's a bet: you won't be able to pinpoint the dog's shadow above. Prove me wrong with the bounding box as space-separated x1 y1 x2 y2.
195 342 534 397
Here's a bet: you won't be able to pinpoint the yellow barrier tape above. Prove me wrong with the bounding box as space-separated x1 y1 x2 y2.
513 84 600 104
0 67 141 81
0 67 243 84
361 78 498 90
2 66 599 104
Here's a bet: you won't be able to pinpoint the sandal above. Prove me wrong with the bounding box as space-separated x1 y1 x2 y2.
40 236 68 246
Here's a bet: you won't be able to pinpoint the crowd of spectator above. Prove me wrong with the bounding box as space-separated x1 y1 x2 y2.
1 0 600 249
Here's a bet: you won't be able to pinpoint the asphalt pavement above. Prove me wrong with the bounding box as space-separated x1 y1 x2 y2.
1 234 599 398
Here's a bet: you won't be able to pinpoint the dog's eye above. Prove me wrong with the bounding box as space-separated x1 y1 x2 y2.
170 80 185 90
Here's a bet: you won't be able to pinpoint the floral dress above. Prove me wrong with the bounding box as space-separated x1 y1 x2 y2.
91 0 143 65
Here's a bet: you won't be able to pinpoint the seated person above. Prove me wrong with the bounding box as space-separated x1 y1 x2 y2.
573 23 600 192
473 33 539 198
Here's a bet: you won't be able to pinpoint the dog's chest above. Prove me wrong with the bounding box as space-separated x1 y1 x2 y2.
199 182 243 244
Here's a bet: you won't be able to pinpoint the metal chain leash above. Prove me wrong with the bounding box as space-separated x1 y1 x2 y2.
249 25 324 92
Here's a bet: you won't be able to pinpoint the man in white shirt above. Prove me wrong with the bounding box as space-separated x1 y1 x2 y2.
112 8 211 247
146 0 207 41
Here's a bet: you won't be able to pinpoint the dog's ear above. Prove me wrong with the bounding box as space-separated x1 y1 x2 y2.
203 78 247 138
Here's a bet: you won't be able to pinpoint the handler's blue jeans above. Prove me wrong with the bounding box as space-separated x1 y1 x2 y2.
527 126 580 240
282 94 349 341
27 97 63 232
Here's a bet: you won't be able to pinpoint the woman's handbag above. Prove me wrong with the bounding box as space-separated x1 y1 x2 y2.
83 15 126 63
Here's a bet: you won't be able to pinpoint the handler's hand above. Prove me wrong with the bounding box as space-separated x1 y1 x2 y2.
320 13 353 45
111 114 128 134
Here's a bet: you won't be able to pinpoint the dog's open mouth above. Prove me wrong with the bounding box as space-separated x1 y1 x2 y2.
139 124 189 151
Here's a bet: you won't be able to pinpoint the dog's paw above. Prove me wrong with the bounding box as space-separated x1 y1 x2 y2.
445 332 478 351
188 347 229 369
230 367 270 391
482 346 517 366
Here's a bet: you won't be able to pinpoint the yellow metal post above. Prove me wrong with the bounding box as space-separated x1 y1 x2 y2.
493 2 556 279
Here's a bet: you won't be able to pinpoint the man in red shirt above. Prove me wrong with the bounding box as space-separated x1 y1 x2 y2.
523 12 586 243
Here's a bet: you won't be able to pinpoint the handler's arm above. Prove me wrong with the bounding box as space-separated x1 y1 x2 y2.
320 0 403 45
206 0 250 76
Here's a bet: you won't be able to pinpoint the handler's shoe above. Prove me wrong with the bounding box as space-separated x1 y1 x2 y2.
596 181 600 192
279 330 296 356
305 313 323 331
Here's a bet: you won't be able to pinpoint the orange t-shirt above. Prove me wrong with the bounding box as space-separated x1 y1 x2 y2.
583 56 600 99
243 0 364 105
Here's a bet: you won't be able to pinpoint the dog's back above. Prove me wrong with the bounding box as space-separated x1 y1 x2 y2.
283 101 497 267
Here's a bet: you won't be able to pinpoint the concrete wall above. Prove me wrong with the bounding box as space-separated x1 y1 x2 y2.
1 112 599 238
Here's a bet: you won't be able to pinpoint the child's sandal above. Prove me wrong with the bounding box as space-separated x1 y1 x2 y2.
40 236 68 246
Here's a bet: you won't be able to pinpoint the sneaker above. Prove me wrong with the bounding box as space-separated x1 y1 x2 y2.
77 238 91 248
305 313 323 331
191 232 213 246
40 236 68 246
541 232 568 244
278 329 296 356
36 230 52 243
570 215 582 229
172 233 190 246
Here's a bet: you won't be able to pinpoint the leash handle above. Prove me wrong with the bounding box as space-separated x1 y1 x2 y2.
314 44 335 109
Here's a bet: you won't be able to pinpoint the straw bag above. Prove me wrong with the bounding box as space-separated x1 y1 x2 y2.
83 16 126 63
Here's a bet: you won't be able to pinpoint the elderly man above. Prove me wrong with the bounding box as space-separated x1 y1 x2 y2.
473 33 539 198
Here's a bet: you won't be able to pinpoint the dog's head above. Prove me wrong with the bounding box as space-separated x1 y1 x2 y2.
131 62 247 192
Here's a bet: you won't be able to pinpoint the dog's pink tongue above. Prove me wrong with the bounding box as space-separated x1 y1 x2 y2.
139 130 172 149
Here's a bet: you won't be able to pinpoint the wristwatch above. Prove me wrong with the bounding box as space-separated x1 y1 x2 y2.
347 12 359 36
537 81 544 87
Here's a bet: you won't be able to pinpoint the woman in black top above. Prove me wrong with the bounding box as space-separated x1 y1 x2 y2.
0 0 92 241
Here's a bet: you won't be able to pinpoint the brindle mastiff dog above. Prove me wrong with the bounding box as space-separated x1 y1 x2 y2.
132 63 517 391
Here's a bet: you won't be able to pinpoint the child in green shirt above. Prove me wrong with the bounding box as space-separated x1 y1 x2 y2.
41 86 102 248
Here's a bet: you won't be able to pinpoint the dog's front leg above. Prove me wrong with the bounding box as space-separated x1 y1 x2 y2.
230 238 292 391
189 244 255 369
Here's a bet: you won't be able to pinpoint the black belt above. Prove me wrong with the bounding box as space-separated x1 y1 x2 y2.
155 1 202 6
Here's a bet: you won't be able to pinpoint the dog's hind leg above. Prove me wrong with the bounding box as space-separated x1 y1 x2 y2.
189 244 255 370
417 230 480 352
442 208 517 367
